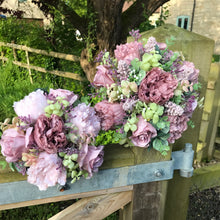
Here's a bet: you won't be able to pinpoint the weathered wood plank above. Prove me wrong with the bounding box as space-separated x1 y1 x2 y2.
0 56 86 81
190 162 220 192
0 41 80 62
49 191 132 220
0 185 133 211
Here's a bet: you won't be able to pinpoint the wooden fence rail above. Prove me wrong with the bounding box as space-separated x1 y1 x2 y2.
0 41 86 82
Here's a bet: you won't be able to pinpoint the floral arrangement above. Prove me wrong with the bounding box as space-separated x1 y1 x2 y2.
0 31 201 191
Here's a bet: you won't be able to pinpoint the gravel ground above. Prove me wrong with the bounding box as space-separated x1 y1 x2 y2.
187 186 220 220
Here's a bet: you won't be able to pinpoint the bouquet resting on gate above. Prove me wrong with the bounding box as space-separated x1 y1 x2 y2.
0 30 201 190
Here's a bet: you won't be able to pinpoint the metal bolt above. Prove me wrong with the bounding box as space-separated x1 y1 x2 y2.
155 169 163 177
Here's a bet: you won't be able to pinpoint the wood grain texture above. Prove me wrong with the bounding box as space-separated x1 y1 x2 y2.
49 191 132 220
0 185 133 211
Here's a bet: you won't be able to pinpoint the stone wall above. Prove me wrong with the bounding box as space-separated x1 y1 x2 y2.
164 0 220 54
1 0 50 26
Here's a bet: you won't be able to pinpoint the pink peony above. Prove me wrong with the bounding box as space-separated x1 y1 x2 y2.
93 65 114 88
95 101 125 131
130 116 157 148
77 143 104 178
0 128 27 162
167 115 189 144
34 114 67 154
49 89 78 105
176 61 199 83
27 152 67 190
13 89 48 123
68 103 101 138
114 41 143 65
138 67 178 105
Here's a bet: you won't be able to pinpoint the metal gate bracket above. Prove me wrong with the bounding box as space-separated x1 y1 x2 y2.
172 143 194 178
0 143 194 207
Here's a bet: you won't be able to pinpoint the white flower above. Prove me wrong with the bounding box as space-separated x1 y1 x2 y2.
13 89 48 123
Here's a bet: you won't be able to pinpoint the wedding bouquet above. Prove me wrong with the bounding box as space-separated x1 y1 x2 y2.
0 30 201 190
0 89 104 190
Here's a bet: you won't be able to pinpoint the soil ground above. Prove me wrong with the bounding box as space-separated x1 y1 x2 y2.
187 186 220 220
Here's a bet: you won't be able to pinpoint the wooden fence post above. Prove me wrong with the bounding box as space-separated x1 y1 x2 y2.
119 181 168 220
25 50 33 84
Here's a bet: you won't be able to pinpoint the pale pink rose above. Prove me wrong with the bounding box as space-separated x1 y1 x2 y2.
93 65 114 88
27 152 67 190
130 116 157 148
49 89 78 105
34 114 67 154
138 67 178 105
95 101 125 130
114 41 143 65
0 128 27 162
157 42 167 50
78 143 104 178
13 89 48 123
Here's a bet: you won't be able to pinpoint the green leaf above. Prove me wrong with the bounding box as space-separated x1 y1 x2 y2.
9 162 15 172
124 124 130 133
0 160 7 170
149 103 157 111
130 124 137 132
156 121 165 129
152 114 159 124
153 138 162 151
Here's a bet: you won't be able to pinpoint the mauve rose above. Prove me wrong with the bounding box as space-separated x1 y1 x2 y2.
77 143 104 178
0 128 27 162
49 89 78 105
93 65 114 88
138 67 178 105
95 100 125 130
34 114 67 154
27 152 67 190
130 116 157 148
13 89 48 123
114 41 143 65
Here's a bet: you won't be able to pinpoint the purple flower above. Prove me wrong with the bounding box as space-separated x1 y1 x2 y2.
49 89 78 105
27 152 67 190
167 114 189 144
130 115 157 148
77 143 104 178
144 37 167 53
175 61 199 83
0 128 27 163
138 67 178 105
13 89 48 123
68 103 101 139
184 96 198 117
34 114 67 154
